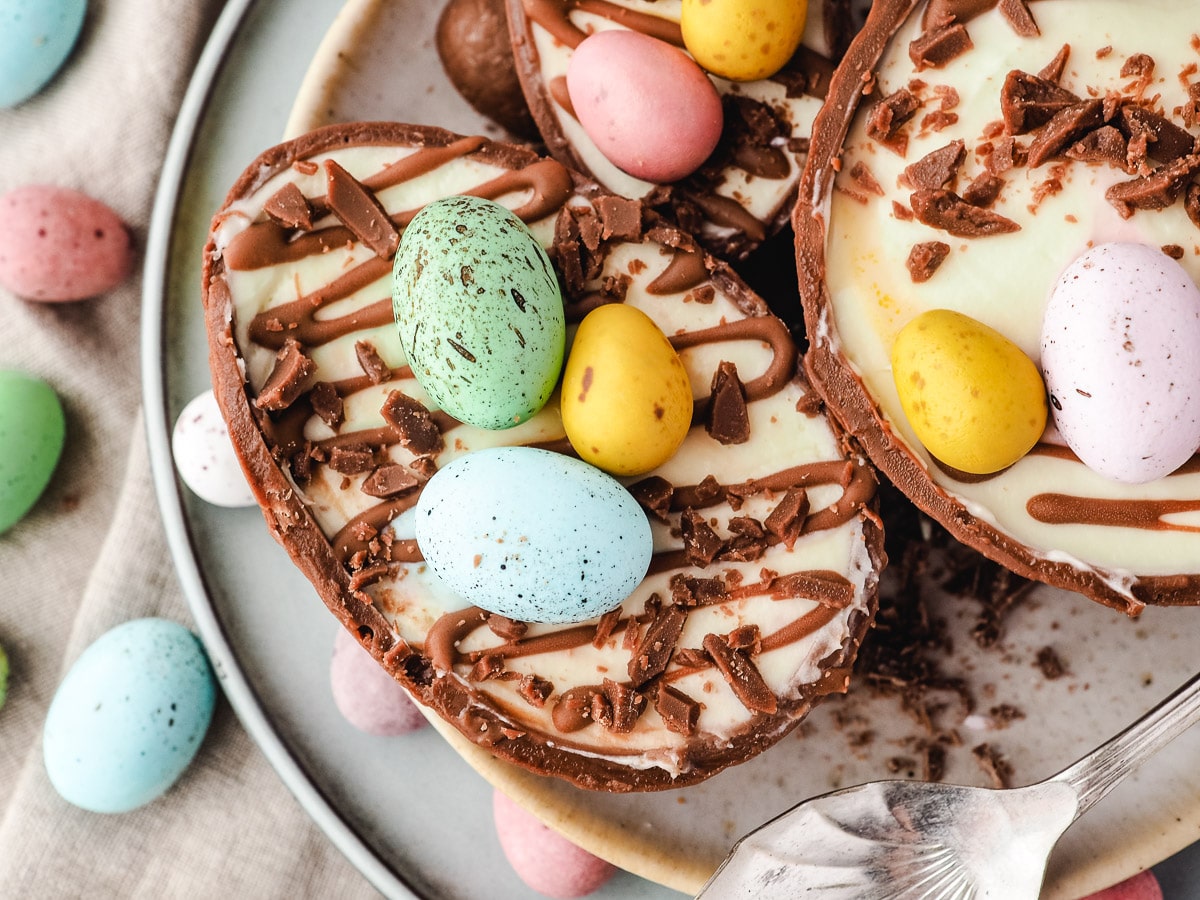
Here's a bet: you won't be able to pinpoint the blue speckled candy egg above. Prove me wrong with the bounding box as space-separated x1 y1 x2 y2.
0 370 65 534
43 618 216 814
0 0 87 108
415 447 653 623
392 195 565 430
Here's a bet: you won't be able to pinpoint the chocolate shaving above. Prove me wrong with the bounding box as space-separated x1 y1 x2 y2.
255 338 315 411
906 241 952 283
355 340 392 383
681 509 724 566
655 682 700 736
309 381 343 428
324 159 399 259
627 475 674 523
706 361 751 445
1105 154 1200 217
629 602 688 686
1027 99 1105 168
703 633 777 715
902 140 965 190
763 489 810 549
849 161 885 197
997 0 1038 36
263 182 314 231
1000 70 1081 134
910 189 1021 236
380 390 444 455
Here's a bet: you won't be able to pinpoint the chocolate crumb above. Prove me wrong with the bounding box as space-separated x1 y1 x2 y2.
1035 645 1067 679
906 241 953 282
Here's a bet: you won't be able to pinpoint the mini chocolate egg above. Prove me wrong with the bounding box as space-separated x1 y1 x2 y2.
415 446 653 624
681 0 808 82
562 303 692 476
392 195 565 430
0 0 86 108
892 309 1047 475
566 30 723 183
43 618 216 814
0 185 133 302
0 370 65 533
1041 242 1200 484
172 389 256 508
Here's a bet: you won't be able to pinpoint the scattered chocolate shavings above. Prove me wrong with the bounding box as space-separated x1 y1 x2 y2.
263 182 314 230
1000 70 1081 134
706 361 751 445
849 161 886 197
998 0 1038 36
703 633 777 715
1105 153 1200 217
1186 183 1200 230
354 340 392 383
1038 44 1071 83
866 89 920 153
600 273 630 304
360 464 421 499
1065 125 1129 168
324 159 399 259
655 682 700 736
892 200 916 221
1121 52 1155 83
1116 105 1197 163
962 173 1004 208
972 743 1014 788
911 189 1021 236
627 475 674 523
1163 243 1186 259
519 674 553 708
906 240 953 283
1027 99 1105 167
628 602 688 686
903 140 966 190
309 381 343 429
255 338 315 411
910 21 973 71
380 390 444 455
670 573 729 608
764 489 810 549
681 509 724 566
1035 645 1067 679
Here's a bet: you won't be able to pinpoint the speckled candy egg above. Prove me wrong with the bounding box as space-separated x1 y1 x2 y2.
392 195 565 430
0 370 65 533
561 303 692 476
0 0 86 108
43 618 216 813
172 389 256 508
567 30 723 183
1042 242 1200 483
892 309 1047 475
0 185 133 302
681 0 808 82
329 627 428 736
415 446 653 624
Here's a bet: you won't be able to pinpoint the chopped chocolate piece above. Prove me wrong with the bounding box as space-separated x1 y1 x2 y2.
629 602 688 686
1000 70 1081 134
910 189 1021 236
627 475 674 523
1065 125 1129 168
866 88 920 149
1035 645 1067 679
909 22 972 71
972 742 1014 789
681 508 724 566
589 691 614 730
355 340 392 383
655 682 700 736
309 381 343 429
997 0 1038 36
1027 99 1105 168
575 205 604 254
989 703 1026 726
255 338 315 411
764 489 810 549
1106 154 1200 217
718 531 768 563
551 206 586 294
263 182 314 230
728 516 766 539
409 456 438 480
920 109 960 133
1163 244 1186 260
906 241 952 283
470 654 508 682
849 161 885 197
594 195 643 240
329 445 375 475
361 463 421 498
961 173 1004 208
324 159 400 259
1186 183 1200 230
602 679 645 733
706 361 751 445
670 573 729 608
600 273 630 304
983 136 1027 174
347 562 390 591
903 140 966 190
694 474 722 505
691 284 715 304
1116 105 1197 163
519 674 553 708
592 606 623 649
1038 44 1070 83
727 624 762 653
703 633 777 715
486 614 528 641
1121 52 1155 81
380 390 444 455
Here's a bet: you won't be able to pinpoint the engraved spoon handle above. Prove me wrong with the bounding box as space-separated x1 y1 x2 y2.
1053 670 1200 818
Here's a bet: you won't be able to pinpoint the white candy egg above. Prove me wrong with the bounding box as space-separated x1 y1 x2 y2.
172 390 256 507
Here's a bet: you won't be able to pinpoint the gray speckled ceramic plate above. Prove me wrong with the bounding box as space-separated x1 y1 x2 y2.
145 1 1200 897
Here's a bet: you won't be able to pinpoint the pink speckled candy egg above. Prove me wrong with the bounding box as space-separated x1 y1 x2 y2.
493 789 617 898
567 30 722 183
329 627 428 736
1080 870 1162 900
1041 242 1200 483
0 185 133 302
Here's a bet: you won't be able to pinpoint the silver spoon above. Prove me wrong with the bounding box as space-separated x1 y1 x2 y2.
697 670 1200 899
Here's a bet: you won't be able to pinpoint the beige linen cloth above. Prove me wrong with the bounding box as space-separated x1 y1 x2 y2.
0 1 378 895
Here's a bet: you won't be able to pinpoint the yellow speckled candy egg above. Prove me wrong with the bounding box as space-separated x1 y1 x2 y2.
891 309 1047 475
562 303 692 476
681 0 808 82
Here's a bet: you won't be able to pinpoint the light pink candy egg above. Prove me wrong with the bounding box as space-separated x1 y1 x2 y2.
0 185 133 302
1080 870 1163 900
1041 242 1200 483
567 30 723 183
172 390 256 508
329 627 428 736
493 789 617 898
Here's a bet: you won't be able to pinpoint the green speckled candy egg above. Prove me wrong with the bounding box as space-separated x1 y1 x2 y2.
392 195 565 430
0 370 65 533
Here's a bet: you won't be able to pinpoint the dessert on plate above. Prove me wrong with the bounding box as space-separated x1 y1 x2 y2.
797 0 1200 613
202 121 884 791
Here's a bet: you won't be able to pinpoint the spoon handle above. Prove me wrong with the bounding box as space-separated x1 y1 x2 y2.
1053 669 1200 819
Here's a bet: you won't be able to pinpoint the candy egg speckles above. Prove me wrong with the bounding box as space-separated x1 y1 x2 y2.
172 389 256 508
681 0 808 82
0 370 65 533
415 447 653 624
1041 242 1200 484
562 303 692 476
0 185 133 302
892 309 1047 475
0 0 86 107
43 618 216 814
392 196 565 430
566 30 723 183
